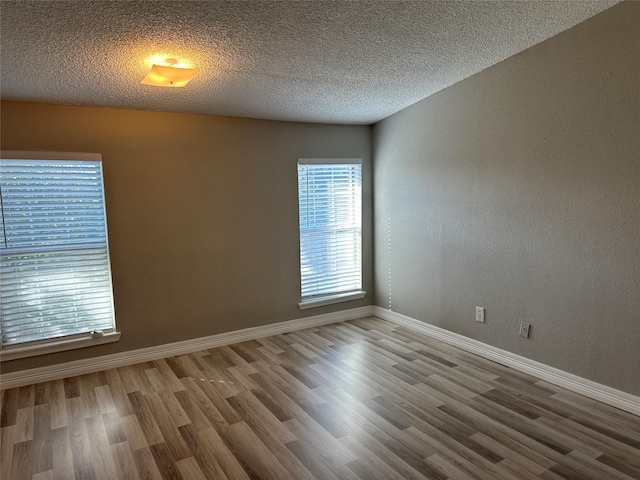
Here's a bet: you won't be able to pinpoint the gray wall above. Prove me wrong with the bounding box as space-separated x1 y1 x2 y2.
373 2 639 395
1 102 373 373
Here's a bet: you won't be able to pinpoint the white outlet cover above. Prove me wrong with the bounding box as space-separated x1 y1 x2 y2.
476 307 485 323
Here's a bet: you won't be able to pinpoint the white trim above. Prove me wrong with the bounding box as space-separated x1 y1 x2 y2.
1 150 102 161
4 304 635 417
0 306 374 390
372 307 640 416
0 331 121 362
298 157 361 165
298 291 366 310
1 150 118 359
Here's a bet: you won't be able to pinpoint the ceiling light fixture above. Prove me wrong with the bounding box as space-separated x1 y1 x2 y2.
141 58 199 87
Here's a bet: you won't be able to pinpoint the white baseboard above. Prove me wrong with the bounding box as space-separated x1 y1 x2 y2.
0 306 374 390
373 306 639 416
4 304 637 417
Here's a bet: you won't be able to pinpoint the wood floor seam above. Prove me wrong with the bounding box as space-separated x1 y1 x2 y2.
1 317 638 480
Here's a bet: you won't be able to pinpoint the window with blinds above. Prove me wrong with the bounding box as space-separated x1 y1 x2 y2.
297 159 362 301
0 154 116 349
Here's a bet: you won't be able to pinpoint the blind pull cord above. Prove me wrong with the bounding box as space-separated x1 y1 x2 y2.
0 184 8 248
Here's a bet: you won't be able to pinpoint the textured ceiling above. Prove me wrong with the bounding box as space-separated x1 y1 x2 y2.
0 1 619 125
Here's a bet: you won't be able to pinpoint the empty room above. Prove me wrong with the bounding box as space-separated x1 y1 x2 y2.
0 1 638 479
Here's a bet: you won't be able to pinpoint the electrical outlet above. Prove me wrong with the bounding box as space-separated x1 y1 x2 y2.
519 321 531 338
476 307 485 323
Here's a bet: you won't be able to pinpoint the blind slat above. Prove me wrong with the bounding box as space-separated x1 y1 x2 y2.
298 162 362 298
0 158 116 346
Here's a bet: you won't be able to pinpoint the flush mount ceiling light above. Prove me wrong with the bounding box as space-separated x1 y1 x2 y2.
141 58 199 87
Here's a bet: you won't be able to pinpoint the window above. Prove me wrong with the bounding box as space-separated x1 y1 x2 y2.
297 158 365 309
0 152 118 360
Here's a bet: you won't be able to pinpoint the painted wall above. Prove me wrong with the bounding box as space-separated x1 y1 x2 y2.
373 2 639 395
0 102 373 373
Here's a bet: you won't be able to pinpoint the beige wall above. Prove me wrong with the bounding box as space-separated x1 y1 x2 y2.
373 2 640 395
0 102 373 373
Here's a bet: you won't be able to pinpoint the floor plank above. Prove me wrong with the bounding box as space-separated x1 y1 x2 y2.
2 317 638 479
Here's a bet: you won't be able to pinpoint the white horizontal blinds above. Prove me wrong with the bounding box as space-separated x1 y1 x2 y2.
298 159 362 298
0 158 115 346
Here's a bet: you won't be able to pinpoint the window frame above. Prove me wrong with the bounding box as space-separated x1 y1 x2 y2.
297 158 366 310
0 151 119 361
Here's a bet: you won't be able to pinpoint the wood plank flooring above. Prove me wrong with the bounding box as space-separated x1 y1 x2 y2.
1 317 639 479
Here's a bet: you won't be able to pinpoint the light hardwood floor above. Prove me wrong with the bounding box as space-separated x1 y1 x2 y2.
1 317 639 480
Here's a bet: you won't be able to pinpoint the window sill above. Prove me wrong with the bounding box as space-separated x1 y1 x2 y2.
298 291 366 310
0 331 121 362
